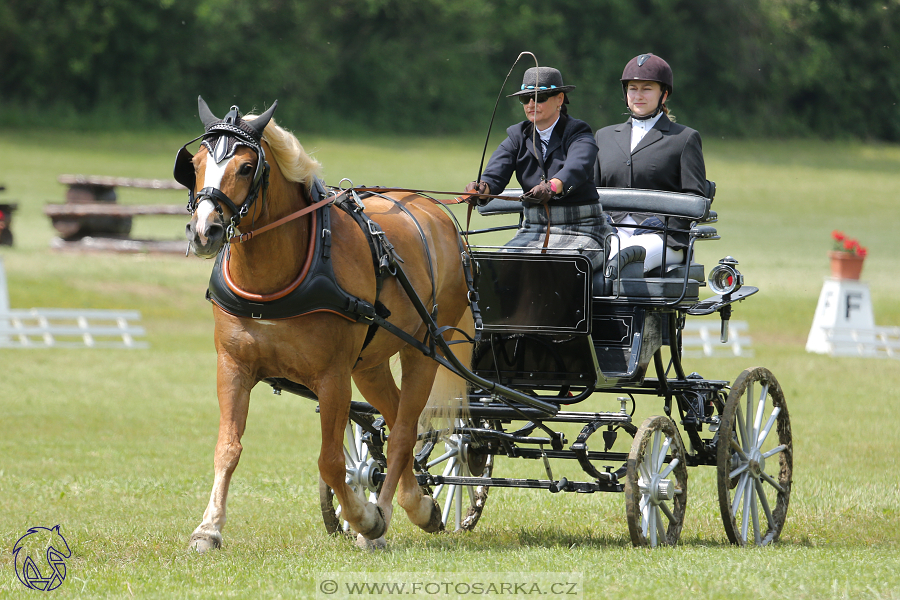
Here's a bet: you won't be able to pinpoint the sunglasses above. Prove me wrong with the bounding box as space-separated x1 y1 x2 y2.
518 92 559 105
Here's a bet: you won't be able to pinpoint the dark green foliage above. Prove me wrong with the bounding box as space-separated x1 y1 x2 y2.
1 0 897 139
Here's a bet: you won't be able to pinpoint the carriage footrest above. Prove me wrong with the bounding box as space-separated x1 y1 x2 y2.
415 474 622 494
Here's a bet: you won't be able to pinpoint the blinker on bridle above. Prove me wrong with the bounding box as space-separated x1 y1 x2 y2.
174 96 278 233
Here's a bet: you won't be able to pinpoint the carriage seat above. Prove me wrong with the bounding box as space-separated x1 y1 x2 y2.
591 246 702 299
478 188 712 299
477 187 711 221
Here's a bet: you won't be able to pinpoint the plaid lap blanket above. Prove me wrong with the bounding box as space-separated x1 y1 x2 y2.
503 202 614 269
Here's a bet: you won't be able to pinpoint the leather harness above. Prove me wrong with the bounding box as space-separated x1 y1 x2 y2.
206 182 483 355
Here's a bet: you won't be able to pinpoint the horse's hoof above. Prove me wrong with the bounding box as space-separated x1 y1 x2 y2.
359 505 387 540
420 497 445 534
356 533 387 550
189 533 221 553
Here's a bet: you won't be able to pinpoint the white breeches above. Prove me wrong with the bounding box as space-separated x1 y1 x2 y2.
607 215 684 273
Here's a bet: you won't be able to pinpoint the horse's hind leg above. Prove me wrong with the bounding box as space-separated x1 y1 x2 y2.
374 349 447 534
190 358 253 552
354 361 441 533
317 372 388 540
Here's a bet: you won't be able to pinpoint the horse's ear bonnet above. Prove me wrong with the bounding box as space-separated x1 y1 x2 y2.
174 96 278 219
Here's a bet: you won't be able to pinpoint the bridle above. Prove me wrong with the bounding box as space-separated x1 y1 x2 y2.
174 97 277 236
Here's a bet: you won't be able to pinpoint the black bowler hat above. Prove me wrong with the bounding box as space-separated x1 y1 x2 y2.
507 67 576 99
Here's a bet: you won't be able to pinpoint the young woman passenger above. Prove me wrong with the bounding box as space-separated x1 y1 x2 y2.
465 66 613 270
593 53 707 273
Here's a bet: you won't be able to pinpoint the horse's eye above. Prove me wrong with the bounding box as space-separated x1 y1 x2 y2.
239 163 254 177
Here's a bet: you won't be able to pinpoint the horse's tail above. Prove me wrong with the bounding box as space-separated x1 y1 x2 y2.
422 307 474 432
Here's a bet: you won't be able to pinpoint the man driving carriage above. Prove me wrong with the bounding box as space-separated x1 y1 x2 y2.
464 66 614 270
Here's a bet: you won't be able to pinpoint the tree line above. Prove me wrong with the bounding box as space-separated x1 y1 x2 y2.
2 0 898 140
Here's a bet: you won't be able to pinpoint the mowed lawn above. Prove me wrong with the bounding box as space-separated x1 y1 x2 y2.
0 128 898 599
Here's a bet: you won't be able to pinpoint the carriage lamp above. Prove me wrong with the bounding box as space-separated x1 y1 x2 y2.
708 256 743 296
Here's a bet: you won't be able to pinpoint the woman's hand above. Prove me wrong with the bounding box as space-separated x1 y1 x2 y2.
463 181 490 204
523 178 562 203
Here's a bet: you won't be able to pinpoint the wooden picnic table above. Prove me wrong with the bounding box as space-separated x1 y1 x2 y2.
0 183 16 246
58 174 185 203
45 174 189 252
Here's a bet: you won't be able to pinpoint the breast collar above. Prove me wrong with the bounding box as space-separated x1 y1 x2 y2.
206 184 385 324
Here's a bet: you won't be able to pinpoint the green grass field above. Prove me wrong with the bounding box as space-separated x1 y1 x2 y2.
1 128 899 599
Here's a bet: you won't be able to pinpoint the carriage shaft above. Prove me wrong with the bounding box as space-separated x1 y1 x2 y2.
413 474 623 494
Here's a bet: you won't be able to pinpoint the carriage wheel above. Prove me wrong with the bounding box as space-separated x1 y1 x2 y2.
418 419 494 532
319 416 384 535
717 367 792 546
625 416 689 548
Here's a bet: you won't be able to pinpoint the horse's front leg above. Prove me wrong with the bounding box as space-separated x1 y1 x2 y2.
317 372 389 540
190 355 254 552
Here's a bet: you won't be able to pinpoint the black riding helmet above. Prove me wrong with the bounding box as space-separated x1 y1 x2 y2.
620 53 673 120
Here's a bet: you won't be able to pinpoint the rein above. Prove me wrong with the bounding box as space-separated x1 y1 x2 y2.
351 187 524 205
227 192 336 244
227 186 528 244
228 185 551 256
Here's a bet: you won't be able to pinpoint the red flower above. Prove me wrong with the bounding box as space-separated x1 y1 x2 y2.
831 230 866 256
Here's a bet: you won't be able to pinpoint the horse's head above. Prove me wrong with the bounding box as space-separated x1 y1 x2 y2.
177 96 278 258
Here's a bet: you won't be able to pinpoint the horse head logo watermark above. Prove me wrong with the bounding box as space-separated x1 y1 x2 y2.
12 525 71 591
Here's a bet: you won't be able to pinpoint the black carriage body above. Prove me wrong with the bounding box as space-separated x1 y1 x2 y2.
476 251 593 335
471 251 686 390
462 187 738 481
274 186 789 546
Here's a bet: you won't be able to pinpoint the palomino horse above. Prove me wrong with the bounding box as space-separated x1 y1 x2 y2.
179 97 471 550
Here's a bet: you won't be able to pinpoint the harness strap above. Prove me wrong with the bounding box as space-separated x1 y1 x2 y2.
355 190 439 317
334 190 398 302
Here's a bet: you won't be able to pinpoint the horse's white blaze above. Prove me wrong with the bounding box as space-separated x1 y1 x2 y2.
194 199 218 239
203 155 231 190
194 155 233 237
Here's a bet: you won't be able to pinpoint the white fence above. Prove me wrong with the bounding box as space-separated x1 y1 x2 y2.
822 326 900 359
0 256 147 349
681 320 753 358
0 308 147 349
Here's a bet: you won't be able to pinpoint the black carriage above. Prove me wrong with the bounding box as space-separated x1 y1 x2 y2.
266 186 792 548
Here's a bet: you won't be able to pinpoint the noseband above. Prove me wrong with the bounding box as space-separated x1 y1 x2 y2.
175 101 275 233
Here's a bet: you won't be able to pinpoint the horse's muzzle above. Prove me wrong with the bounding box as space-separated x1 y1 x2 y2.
186 216 226 259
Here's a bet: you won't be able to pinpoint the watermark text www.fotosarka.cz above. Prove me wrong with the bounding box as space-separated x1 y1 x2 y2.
316 572 583 598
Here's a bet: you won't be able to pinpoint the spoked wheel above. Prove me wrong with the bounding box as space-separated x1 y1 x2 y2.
417 419 494 532
320 415 384 535
717 367 792 546
625 416 689 548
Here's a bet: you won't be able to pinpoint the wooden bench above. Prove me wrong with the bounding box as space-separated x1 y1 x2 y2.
45 175 189 253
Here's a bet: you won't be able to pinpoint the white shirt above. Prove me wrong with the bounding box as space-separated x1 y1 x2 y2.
630 112 663 152
538 116 559 158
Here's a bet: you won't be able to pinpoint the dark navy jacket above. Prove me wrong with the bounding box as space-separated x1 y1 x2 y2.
480 114 600 206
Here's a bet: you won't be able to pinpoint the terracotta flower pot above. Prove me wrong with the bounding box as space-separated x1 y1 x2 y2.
829 250 865 280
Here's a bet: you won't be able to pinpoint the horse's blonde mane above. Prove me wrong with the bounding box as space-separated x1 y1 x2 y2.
245 113 321 188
